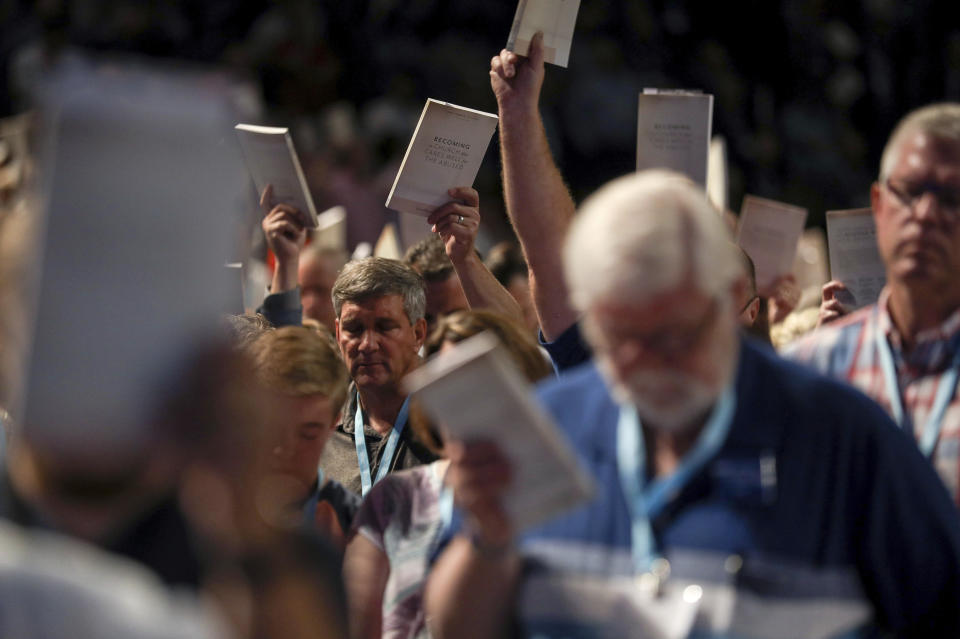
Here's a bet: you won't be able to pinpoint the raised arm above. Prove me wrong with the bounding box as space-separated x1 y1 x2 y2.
491 32 578 340
257 184 307 326
427 187 523 322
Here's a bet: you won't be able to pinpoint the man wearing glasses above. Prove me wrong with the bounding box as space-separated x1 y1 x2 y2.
787 103 960 504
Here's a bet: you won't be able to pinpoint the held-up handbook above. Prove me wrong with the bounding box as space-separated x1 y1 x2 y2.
234 124 319 227
402 332 595 532
636 90 713 189
386 100 498 217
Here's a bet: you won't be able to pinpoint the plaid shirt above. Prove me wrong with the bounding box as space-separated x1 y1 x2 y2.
785 288 960 504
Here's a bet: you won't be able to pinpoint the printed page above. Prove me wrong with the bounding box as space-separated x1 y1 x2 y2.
826 208 886 308
234 124 319 227
636 90 713 188
736 195 808 290
312 205 347 251
403 332 595 532
386 99 498 217
506 0 581 68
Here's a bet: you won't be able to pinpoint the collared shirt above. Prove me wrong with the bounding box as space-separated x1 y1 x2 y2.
514 340 960 638
785 288 960 503
319 383 438 496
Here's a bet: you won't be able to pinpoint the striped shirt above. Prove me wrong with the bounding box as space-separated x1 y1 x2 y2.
784 288 960 503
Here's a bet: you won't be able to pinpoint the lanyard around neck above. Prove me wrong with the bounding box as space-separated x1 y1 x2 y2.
616 384 737 574
354 392 411 496
874 316 960 458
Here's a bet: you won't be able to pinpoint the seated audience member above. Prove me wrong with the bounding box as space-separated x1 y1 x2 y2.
248 326 358 545
426 171 960 639
320 257 438 496
485 241 539 334
343 309 552 639
404 186 523 333
786 103 960 502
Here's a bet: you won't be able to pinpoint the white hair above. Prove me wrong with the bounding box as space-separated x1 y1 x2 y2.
563 170 743 311
879 103 960 181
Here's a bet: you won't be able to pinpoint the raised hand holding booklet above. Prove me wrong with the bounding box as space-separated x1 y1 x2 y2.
636 90 713 188
506 0 581 68
736 195 808 290
386 100 498 217
826 208 886 308
234 124 319 227
402 332 595 532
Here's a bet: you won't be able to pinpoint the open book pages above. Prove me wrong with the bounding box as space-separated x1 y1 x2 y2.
707 136 728 213
736 195 808 290
234 124 319 228
506 0 581 68
402 332 596 532
386 100 498 217
826 208 885 309
636 90 713 188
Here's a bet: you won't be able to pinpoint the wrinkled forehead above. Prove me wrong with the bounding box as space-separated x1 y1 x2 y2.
338 294 408 321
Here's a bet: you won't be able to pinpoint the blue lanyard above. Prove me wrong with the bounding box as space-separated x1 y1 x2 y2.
874 317 960 458
354 392 411 496
301 469 325 528
616 384 737 574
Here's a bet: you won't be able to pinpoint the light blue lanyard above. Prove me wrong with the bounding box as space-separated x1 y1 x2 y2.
616 384 737 574
874 320 960 458
301 469 325 528
354 392 411 496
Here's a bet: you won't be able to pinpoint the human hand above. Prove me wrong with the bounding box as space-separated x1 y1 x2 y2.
817 280 854 328
445 439 513 549
762 274 800 324
427 187 480 266
490 31 545 115
260 184 307 291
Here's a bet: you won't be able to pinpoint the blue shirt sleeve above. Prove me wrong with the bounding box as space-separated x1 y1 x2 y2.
539 322 592 373
257 287 303 327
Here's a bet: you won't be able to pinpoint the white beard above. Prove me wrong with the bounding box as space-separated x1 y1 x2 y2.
598 361 723 432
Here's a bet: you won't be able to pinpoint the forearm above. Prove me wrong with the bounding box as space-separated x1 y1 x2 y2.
452 252 524 322
270 257 299 293
343 538 388 639
499 104 578 340
425 536 521 639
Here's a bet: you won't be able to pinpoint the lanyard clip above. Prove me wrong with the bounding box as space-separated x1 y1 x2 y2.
637 558 671 598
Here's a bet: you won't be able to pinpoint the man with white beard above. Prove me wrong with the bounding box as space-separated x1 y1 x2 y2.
425 171 960 638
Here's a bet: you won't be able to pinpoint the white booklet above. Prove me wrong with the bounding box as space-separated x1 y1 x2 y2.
636 90 713 188
234 124 319 227
826 208 886 309
386 100 498 217
402 332 595 532
506 0 581 68
736 195 808 290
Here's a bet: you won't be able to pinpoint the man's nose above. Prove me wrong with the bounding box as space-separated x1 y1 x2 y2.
912 190 945 224
358 329 378 351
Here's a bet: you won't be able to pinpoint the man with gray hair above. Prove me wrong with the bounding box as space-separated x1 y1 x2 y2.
788 103 960 503
426 171 960 638
319 257 438 496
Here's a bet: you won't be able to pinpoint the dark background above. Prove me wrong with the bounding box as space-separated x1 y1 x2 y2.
2 0 958 243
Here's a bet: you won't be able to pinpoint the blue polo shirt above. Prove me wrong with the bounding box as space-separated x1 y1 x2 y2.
518 339 960 638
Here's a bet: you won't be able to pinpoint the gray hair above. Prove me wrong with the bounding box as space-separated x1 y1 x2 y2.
332 257 426 323
564 170 744 311
879 103 960 181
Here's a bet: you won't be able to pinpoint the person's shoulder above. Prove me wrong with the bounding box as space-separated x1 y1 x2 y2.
782 304 874 365
536 360 608 405
535 361 617 444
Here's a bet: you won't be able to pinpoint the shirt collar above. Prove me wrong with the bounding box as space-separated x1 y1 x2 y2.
877 287 960 373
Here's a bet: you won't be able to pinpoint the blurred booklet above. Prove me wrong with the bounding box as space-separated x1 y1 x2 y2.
736 195 808 290
373 222 402 260
403 332 595 532
636 90 713 188
826 208 886 309
507 0 581 68
234 124 319 227
386 100 498 217
312 205 347 251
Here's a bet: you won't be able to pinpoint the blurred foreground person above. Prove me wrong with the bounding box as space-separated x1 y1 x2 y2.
426 171 960 638
343 310 551 639
248 326 359 546
787 104 960 502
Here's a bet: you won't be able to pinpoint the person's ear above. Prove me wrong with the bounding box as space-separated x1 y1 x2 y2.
413 317 428 350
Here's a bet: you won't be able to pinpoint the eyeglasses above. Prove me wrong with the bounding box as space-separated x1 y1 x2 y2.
884 178 960 218
590 298 721 365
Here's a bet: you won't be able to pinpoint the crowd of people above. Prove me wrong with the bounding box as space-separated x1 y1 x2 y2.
3 19 960 639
